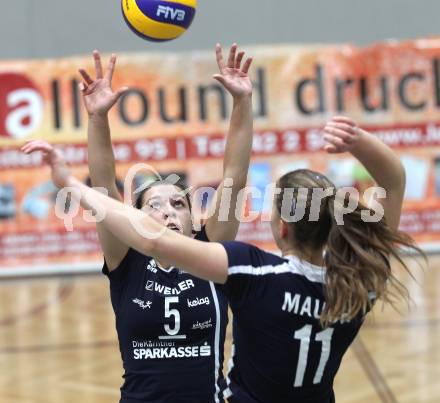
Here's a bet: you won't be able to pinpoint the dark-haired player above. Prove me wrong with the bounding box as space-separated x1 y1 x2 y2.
69 43 252 403
25 112 423 403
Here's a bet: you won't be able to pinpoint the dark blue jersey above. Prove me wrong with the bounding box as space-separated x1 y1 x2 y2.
103 228 228 403
220 241 367 403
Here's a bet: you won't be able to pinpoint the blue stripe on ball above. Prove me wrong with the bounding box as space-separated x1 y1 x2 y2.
122 5 170 42
135 0 196 30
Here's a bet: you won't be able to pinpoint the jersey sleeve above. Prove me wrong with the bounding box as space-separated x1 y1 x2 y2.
102 248 141 290
219 241 285 308
194 225 210 242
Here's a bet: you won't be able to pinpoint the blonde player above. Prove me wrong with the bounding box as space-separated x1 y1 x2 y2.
23 117 422 403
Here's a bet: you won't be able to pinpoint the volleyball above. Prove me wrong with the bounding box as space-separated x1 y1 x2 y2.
121 0 197 42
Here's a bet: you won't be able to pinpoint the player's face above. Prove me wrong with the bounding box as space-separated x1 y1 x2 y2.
141 184 193 236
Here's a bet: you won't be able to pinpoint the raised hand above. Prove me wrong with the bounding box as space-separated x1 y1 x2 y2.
213 43 253 99
21 140 72 189
323 116 361 154
78 51 129 116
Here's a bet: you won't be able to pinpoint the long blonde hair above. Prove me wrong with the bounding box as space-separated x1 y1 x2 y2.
275 169 423 327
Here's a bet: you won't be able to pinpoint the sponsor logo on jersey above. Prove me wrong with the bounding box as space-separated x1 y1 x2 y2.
133 342 211 360
145 279 195 295
145 280 154 291
187 296 210 308
132 298 152 310
191 318 213 330
133 340 174 348
146 259 157 273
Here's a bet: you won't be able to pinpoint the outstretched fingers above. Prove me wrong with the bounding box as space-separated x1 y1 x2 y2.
227 43 237 68
216 43 252 74
105 53 117 82
241 57 253 74
215 43 225 73
79 69 93 85
93 50 104 79
235 51 245 70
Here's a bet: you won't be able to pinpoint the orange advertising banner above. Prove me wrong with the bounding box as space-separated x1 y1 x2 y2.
1 38 440 273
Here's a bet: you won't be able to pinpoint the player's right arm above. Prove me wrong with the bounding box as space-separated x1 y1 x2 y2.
79 51 130 271
323 116 406 231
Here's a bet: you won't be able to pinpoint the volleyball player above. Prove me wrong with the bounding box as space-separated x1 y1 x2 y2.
65 43 253 403
23 116 422 402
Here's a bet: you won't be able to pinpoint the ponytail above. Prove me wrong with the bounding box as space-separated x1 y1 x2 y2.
321 197 422 327
275 169 424 328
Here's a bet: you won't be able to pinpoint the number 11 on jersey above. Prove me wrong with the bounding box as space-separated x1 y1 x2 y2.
293 325 334 387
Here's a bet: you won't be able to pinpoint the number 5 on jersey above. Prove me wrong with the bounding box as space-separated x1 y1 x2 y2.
164 296 181 336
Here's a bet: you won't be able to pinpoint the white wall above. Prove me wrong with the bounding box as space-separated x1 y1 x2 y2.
0 0 438 59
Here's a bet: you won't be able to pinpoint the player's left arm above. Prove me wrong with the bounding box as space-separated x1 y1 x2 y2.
323 116 406 231
204 43 254 242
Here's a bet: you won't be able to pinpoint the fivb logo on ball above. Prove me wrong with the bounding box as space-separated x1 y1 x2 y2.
122 0 197 42
156 5 185 22
0 73 43 139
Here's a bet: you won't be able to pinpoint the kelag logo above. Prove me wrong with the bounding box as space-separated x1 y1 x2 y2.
0 73 43 139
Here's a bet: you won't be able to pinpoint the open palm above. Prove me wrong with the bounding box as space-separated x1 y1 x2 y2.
79 51 128 116
213 44 253 98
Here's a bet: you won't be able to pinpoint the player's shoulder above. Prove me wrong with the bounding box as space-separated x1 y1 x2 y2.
193 225 210 242
221 242 327 285
121 247 153 268
102 248 154 286
220 241 287 270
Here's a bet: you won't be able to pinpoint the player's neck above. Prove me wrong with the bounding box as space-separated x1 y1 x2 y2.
155 258 174 272
281 246 325 267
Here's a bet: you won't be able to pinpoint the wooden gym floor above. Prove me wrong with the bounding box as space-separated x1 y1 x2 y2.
0 255 438 403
